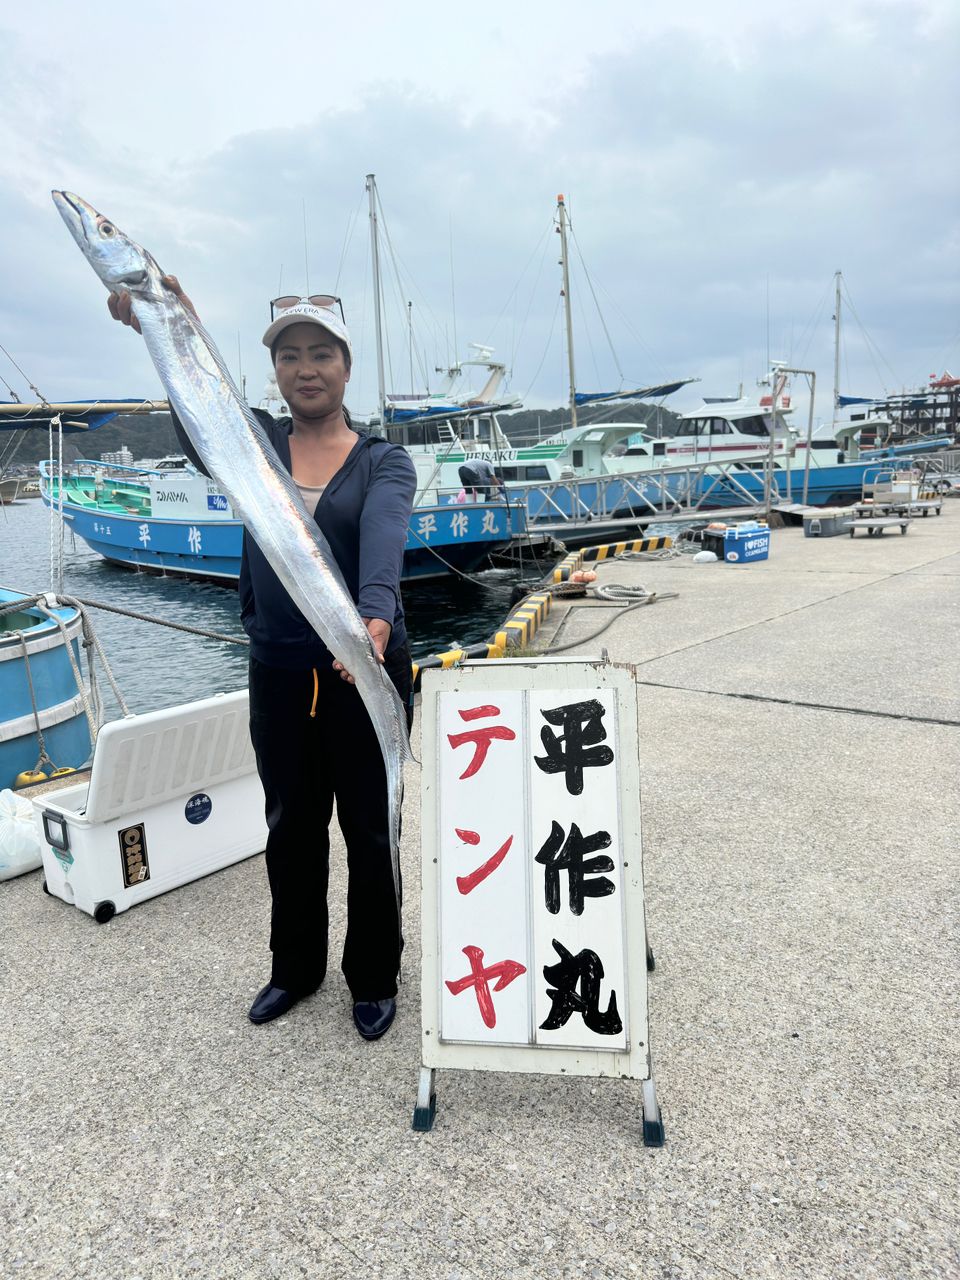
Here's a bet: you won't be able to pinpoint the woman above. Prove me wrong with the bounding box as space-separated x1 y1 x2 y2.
109 282 416 1041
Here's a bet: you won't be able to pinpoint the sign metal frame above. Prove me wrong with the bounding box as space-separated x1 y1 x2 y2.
415 656 664 1144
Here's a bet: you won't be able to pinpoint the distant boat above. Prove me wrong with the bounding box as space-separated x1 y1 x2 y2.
0 477 21 504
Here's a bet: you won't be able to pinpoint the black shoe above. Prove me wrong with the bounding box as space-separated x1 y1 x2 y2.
248 982 315 1025
352 997 397 1040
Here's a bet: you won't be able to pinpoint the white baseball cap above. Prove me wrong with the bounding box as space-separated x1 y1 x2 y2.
261 302 353 360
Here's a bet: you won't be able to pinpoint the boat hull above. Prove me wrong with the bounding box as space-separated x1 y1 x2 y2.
0 590 92 788
42 490 514 586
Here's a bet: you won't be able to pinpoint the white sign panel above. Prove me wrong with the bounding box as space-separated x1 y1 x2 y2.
438 691 529 1045
421 658 650 1085
528 688 628 1052
147 475 235 520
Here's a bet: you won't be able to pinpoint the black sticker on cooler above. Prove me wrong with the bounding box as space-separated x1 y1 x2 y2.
185 793 212 825
119 823 150 888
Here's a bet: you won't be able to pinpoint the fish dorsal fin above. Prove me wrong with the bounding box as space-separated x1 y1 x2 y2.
183 308 260 432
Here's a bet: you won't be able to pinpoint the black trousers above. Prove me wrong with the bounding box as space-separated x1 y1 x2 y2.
248 649 414 1001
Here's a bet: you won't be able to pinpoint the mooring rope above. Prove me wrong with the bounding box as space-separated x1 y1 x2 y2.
70 596 249 646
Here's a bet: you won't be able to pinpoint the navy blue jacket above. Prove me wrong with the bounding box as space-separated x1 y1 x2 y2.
172 408 417 669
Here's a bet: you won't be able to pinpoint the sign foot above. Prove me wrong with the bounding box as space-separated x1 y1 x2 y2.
412 1065 437 1132
641 1078 665 1147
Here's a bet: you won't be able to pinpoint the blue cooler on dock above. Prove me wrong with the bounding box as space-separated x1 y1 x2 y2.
723 523 770 563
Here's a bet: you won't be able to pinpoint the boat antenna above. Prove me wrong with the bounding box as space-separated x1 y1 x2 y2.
832 269 842 428
302 199 310 293
277 265 283 297
449 216 458 366
237 332 246 402
366 174 387 428
556 194 578 431
408 301 415 395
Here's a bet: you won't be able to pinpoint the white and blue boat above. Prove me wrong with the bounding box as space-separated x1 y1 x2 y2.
0 589 92 790
39 459 515 585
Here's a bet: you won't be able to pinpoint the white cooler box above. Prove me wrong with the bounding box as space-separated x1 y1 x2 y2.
803 507 856 537
34 690 267 922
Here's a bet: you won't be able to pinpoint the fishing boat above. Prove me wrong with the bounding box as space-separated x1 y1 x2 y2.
38 458 514 584
604 366 888 508
0 588 93 790
475 241 956 520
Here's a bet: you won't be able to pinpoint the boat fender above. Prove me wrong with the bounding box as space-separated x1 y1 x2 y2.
48 767 76 779
692 550 718 564
14 770 48 789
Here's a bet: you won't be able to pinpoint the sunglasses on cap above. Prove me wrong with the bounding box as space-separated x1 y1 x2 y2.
269 294 345 322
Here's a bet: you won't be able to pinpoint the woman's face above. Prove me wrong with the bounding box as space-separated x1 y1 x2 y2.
273 322 350 422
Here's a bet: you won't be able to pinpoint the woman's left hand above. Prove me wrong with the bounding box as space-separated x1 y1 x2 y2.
333 618 392 684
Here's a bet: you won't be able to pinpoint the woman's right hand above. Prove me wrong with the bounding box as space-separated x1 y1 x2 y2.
107 274 198 334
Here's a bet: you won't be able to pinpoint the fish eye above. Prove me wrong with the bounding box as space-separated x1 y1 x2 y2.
100 222 116 238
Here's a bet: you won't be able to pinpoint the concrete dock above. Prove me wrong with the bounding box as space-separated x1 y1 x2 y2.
2 510 958 1279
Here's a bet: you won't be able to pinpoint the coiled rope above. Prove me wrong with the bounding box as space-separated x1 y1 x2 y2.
16 635 59 775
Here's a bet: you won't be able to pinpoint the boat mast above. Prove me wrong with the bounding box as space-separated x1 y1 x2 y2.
366 174 387 429
556 194 578 432
832 269 842 428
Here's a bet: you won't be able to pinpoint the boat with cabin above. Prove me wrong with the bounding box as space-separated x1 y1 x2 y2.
38 456 514 584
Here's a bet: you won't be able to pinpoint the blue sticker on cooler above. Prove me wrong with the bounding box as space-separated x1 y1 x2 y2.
185 793 212 824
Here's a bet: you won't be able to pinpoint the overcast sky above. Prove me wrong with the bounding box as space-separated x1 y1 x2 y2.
1 0 957 429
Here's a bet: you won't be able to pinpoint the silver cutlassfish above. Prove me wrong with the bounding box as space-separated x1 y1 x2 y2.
52 190 414 923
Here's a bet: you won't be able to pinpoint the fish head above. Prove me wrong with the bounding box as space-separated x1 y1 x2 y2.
52 191 164 299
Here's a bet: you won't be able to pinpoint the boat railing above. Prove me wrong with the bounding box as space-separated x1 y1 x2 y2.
38 460 169 495
60 458 168 478
496 451 778 525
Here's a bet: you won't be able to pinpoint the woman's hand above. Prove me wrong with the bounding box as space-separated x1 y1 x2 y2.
333 619 392 684
107 274 198 333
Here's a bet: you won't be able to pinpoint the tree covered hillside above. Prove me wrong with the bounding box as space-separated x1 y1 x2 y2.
6 413 180 468
5 397 683 474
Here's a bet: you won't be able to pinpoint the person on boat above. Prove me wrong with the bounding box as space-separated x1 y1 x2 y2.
108 280 416 1042
457 458 503 502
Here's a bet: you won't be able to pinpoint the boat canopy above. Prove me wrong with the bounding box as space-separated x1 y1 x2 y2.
838 395 885 408
0 399 168 433
383 398 519 426
573 378 698 407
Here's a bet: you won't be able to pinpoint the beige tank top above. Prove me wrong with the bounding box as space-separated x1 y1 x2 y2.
296 481 326 511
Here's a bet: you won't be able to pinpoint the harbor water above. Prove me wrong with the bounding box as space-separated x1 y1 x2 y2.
0 498 539 717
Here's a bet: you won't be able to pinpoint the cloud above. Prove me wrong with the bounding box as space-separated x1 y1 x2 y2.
0 3 956 431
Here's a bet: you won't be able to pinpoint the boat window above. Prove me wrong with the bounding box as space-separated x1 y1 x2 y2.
675 420 697 436
572 450 584 467
499 466 519 481
710 419 733 435
737 415 770 437
524 466 550 480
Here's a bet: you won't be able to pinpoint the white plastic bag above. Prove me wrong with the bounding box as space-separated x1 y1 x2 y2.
0 788 43 880
692 550 718 563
